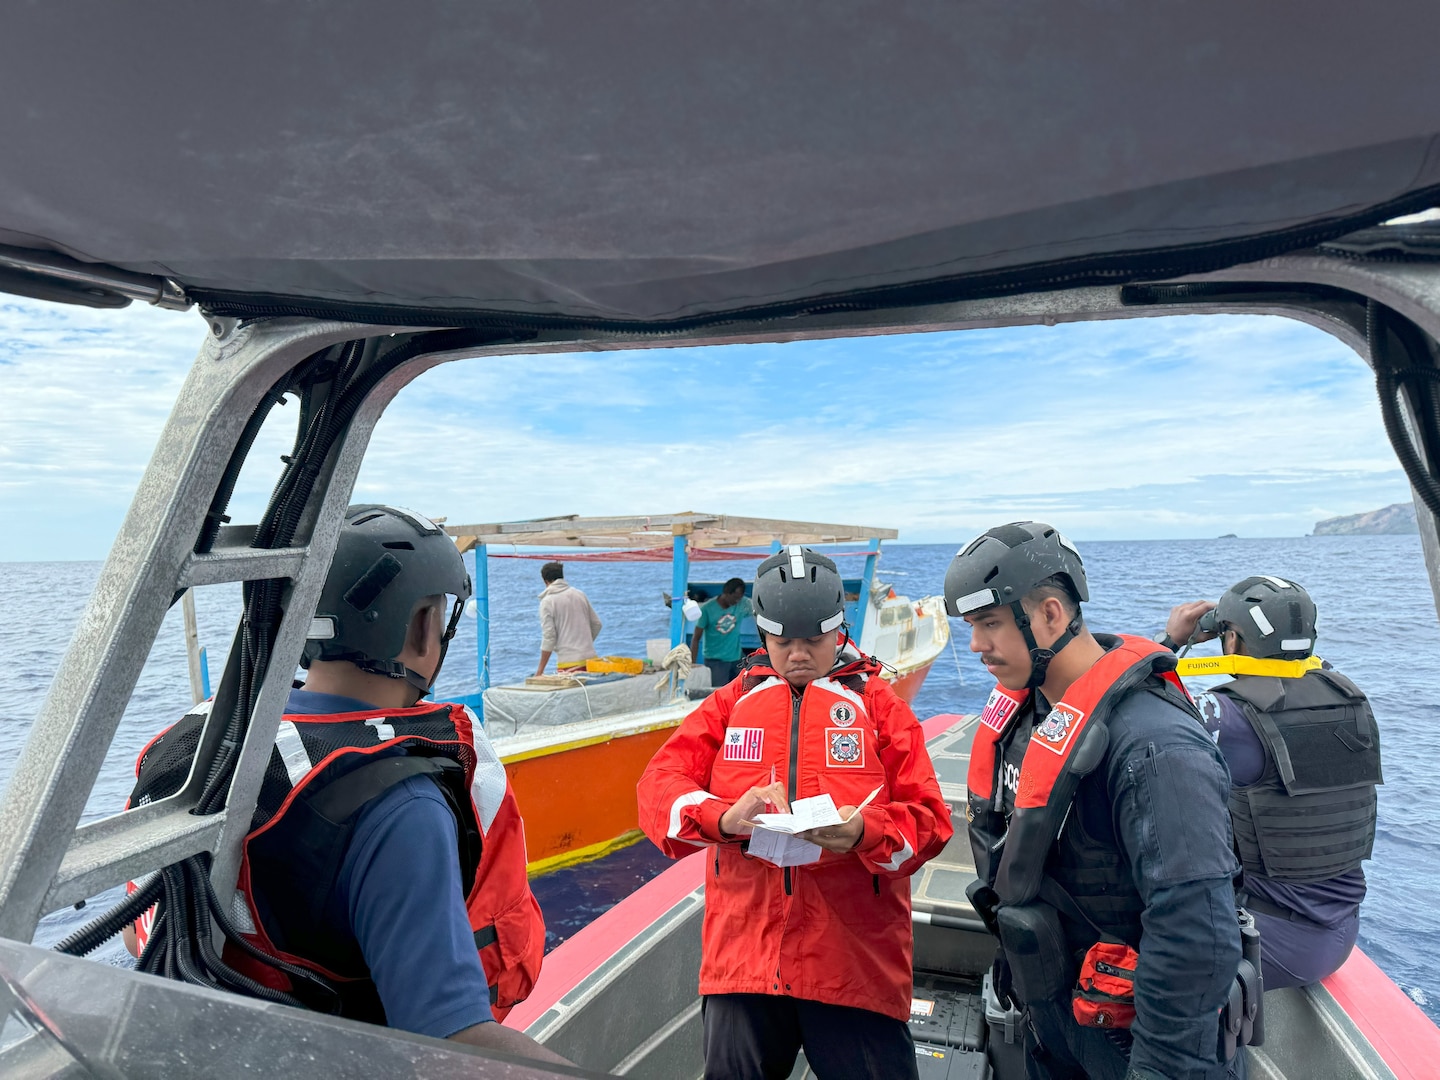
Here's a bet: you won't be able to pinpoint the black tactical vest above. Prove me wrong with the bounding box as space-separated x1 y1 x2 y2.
987 685 1187 952
1214 668 1381 883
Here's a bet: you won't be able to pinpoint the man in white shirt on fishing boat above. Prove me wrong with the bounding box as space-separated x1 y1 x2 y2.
536 560 603 675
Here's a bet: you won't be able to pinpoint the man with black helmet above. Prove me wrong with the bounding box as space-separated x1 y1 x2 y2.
947 522 1248 1080
1163 577 1381 989
639 545 953 1080
122 505 567 1066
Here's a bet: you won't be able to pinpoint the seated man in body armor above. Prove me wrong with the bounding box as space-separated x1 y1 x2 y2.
123 505 567 1066
1163 577 1382 990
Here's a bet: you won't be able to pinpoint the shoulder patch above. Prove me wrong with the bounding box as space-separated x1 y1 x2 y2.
1032 704 1084 756
980 688 1019 733
722 727 765 763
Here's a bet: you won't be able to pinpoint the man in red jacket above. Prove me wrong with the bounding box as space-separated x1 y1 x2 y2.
639 546 953 1080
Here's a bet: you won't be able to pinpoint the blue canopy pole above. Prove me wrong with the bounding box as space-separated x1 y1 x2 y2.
849 537 882 647
473 543 490 720
670 530 691 648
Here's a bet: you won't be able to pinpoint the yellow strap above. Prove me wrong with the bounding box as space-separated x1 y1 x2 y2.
1174 654 1324 679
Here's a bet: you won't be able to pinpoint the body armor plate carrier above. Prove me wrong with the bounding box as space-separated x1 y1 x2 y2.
1214 668 1381 882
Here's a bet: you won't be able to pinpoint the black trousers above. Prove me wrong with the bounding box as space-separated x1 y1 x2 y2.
705 658 742 687
703 993 919 1080
1024 1001 1247 1080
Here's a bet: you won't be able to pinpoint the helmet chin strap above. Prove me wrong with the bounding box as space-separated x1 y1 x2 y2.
1009 601 1083 691
355 596 467 699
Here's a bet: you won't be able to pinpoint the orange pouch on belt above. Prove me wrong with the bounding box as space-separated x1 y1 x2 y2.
1072 942 1138 1029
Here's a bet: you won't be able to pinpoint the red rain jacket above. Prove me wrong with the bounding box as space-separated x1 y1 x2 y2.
638 648 953 1021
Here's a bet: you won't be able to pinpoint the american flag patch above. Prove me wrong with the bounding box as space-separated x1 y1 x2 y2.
979 688 1019 733
722 727 764 762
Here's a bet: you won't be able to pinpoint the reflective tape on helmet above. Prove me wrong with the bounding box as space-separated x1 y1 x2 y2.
387 506 443 534
1249 606 1276 636
1280 638 1312 652
951 588 1000 614
819 610 845 633
755 613 783 634
789 545 806 578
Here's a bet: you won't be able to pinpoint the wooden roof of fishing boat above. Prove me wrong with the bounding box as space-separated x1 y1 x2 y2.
445 513 898 554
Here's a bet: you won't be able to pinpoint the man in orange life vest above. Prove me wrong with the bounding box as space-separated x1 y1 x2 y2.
122 505 567 1066
947 523 1247 1080
639 546 953 1080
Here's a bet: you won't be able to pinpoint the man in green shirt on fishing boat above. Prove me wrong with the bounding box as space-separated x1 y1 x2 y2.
690 577 754 687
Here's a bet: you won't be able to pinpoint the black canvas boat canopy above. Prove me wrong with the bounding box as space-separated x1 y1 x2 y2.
3 3 1440 328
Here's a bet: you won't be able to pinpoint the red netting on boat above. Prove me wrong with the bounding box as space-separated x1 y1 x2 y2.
483 547 876 562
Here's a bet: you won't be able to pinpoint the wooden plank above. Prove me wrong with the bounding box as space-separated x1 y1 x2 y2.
444 511 897 547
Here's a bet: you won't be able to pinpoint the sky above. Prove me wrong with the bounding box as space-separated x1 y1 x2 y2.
0 293 1413 561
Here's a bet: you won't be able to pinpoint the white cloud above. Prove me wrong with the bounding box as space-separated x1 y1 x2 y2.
0 296 1414 560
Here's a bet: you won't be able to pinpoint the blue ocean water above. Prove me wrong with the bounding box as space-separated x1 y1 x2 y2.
1 536 1436 1019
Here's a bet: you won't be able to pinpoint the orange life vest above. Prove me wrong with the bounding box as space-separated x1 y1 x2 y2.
966 634 1189 906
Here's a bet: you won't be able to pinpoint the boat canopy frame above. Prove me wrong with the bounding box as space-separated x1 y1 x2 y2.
442 513 895 710
1 250 1439 971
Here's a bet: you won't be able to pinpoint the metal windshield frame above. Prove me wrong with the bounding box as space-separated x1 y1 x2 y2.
0 249 1436 958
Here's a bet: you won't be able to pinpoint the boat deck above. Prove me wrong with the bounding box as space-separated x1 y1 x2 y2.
2 714 1436 1078
504 713 1439 1080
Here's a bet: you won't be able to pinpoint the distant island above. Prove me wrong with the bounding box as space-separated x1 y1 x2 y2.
1312 503 1418 536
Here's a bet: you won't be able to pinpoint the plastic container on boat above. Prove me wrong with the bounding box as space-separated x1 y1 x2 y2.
585 655 646 675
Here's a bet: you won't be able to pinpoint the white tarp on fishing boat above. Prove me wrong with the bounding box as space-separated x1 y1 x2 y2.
2 3 1440 325
482 670 707 734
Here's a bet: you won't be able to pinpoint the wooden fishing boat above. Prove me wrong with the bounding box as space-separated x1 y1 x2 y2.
441 513 948 874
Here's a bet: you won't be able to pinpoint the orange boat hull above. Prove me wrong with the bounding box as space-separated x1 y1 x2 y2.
888 660 934 705
503 721 681 875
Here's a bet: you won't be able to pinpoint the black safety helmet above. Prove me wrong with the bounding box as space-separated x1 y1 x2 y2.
303 504 472 694
1213 576 1317 660
943 521 1088 688
752 546 847 638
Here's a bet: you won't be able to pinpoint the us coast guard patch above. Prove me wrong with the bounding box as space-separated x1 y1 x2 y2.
829 702 856 727
1032 704 1084 756
826 728 864 767
722 727 764 763
979 688 1019 733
